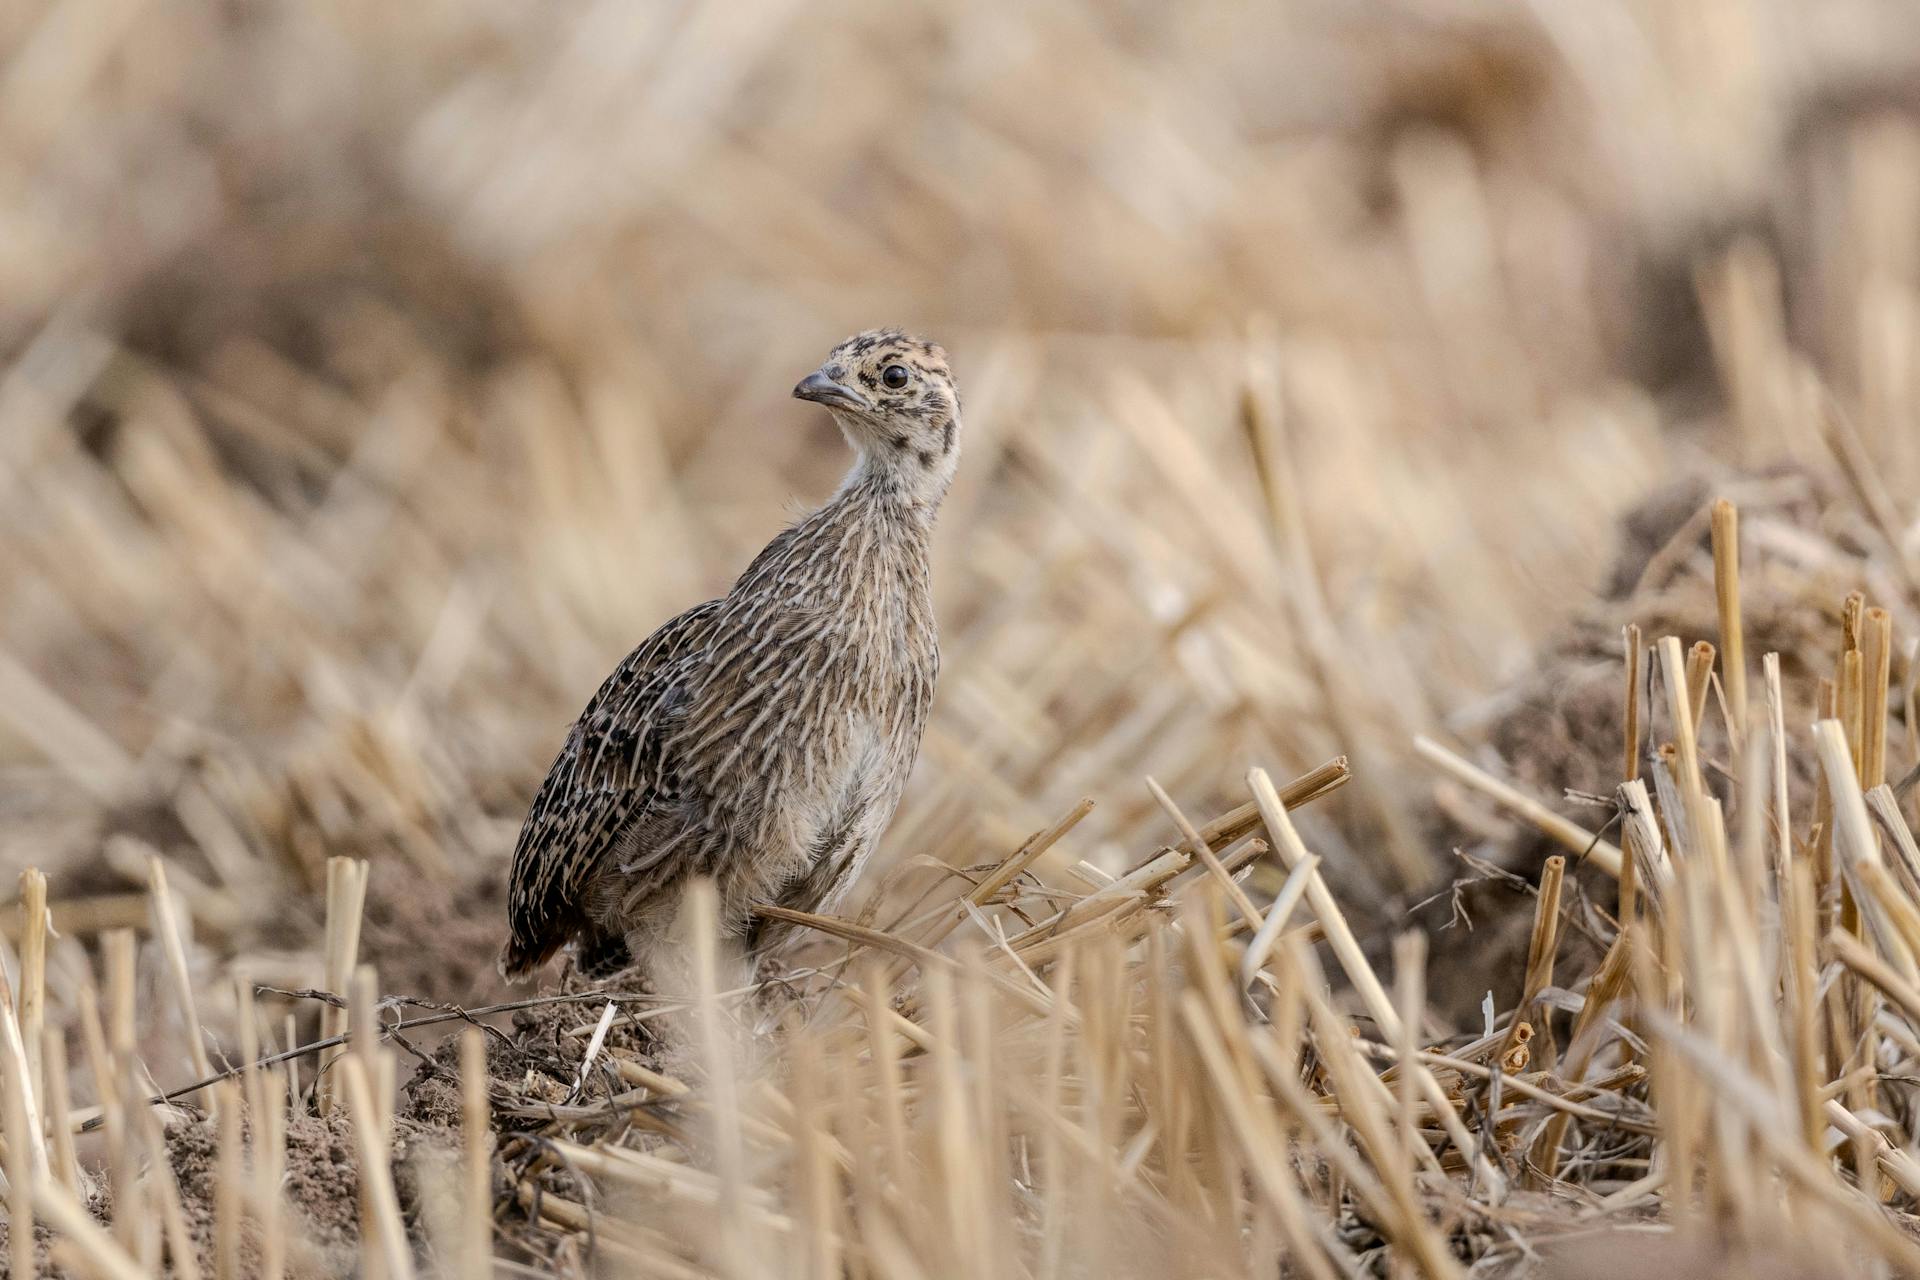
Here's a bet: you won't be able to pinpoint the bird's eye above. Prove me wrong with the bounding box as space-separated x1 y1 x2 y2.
881 365 910 391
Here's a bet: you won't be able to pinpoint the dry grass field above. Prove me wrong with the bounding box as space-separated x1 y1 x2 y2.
4 1 1920 1276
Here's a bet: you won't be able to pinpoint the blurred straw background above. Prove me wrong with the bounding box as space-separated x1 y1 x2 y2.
4 1 1920 1276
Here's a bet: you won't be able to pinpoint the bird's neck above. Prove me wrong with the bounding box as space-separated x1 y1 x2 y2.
789 461 937 612
833 442 956 522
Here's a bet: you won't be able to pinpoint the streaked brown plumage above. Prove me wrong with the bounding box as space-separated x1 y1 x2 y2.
501 329 959 984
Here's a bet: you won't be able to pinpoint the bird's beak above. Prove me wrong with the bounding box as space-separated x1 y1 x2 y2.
792 369 870 412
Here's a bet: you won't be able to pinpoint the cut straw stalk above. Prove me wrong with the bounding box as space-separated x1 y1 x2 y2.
1826 1095 1920 1199
1819 719 1894 883
1176 992 1348 1280
1500 855 1563 1071
785 1037 843 1280
1237 854 1318 994
1843 648 1866 779
1248 767 1507 1199
214 1080 244 1280
341 1054 415 1280
42 1027 79 1191
1122 756 1349 880
0 891 149 942
541 1138 794 1222
1619 779 1673 902
754 902 1067 1025
1658 636 1706 801
1283 942 1464 1277
1412 736 1623 876
513 1183 708 1279
20 868 46 1118
918 796 1095 950
35 1178 149 1280
1830 927 1920 1033
1867 785 1920 899
1685 640 1717 735
234 970 285 1280
1784 859 1825 1155
0 959 47 1179
1711 499 1748 738
1624 623 1644 783
689 878 752 1275
1648 1002 1920 1272
253 1063 287 1280
148 855 214 1083
461 1027 493 1280
3 1006 35 1280
236 975 259 1109
75 980 130 1249
1365 1042 1652 1132
1863 607 1892 788
1858 859 1920 966
1620 625 1645 923
350 965 398 1280
1146 775 1262 929
930 782 1303 960
1010 830 1270 953
132 1095 203 1280
318 856 369 1116
777 1009 838 1278
1765 654 1792 881
1906 638 1919 772
1391 934 1425 1189
608 1050 696 1096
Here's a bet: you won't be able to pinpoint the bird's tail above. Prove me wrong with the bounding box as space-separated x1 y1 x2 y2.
496 936 554 984
497 929 631 983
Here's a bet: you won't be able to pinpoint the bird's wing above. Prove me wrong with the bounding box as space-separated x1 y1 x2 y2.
499 598 722 978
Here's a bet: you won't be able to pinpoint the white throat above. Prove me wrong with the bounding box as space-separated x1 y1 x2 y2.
833 413 961 512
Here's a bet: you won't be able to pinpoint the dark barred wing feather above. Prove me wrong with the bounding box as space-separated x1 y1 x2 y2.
499 599 722 978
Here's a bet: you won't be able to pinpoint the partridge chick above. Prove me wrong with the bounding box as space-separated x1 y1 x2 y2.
501 330 959 987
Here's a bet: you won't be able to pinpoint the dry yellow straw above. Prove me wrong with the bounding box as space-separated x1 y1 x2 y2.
1413 736 1624 876
42 1026 79 1192
2 998 36 1280
1711 499 1747 737
1685 640 1718 736
35 1178 149 1280
318 856 369 1116
1864 608 1893 788
1500 854 1564 1069
342 1053 416 1280
148 855 214 1083
214 1079 244 1280
1249 767 1507 1200
1146 776 1262 929
1624 623 1645 782
461 1027 493 1280
19 868 46 1118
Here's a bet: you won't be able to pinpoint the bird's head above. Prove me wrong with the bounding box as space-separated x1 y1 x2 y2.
793 329 960 504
